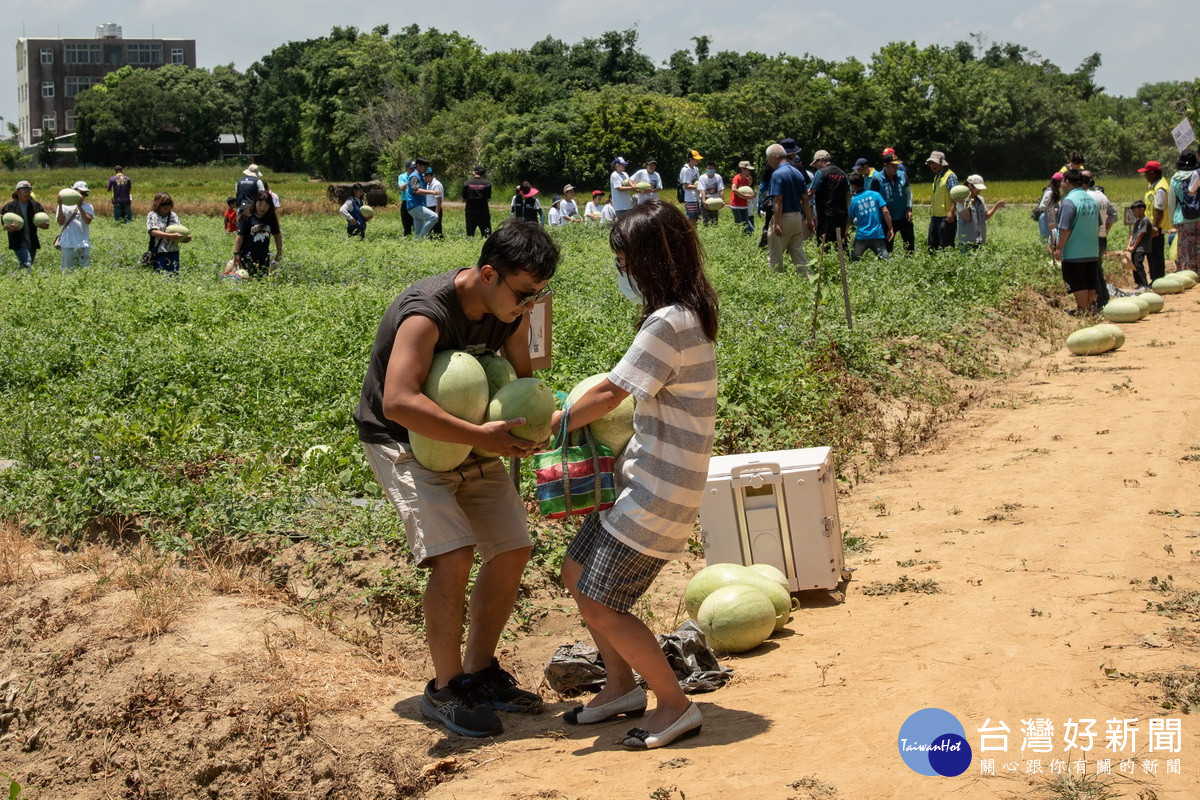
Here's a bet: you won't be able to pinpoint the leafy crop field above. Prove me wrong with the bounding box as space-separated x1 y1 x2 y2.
0 202 1084 554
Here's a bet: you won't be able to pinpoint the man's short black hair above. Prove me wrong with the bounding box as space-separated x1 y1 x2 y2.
848 172 865 189
477 221 560 282
1063 168 1086 186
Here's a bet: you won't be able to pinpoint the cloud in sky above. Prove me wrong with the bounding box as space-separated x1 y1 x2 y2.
6 1 1197 133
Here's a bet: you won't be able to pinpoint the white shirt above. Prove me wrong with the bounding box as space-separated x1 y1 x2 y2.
585 201 603 221
57 202 94 248
548 206 564 226
697 172 724 199
561 198 579 219
630 169 663 205
601 203 616 223
610 170 633 211
426 178 443 209
679 164 700 202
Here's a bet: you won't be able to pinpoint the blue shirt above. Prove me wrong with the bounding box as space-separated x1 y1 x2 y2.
849 190 887 239
869 170 911 219
768 162 809 214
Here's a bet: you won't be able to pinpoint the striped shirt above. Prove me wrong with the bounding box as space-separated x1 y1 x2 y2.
601 304 717 559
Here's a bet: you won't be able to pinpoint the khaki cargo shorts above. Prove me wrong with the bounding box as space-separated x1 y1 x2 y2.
363 440 532 567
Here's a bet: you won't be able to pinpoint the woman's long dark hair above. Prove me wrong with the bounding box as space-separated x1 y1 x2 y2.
609 199 719 342
1047 177 1061 204
242 191 279 227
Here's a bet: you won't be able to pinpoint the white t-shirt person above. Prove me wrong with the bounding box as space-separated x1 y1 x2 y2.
610 165 634 212
630 167 663 205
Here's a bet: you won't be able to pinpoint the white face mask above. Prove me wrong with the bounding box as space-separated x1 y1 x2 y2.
616 270 643 305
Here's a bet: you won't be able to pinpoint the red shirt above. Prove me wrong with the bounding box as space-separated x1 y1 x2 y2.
224 208 238 233
731 174 753 208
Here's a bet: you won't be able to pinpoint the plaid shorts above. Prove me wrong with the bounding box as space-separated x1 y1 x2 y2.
567 514 666 613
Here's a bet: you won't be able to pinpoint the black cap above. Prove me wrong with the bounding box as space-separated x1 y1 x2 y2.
779 138 801 156
472 165 486 175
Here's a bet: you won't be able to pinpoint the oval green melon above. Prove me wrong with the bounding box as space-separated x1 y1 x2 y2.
1177 270 1198 283
1092 323 1125 352
359 204 374 220
2 212 23 230
165 223 191 237
697 584 776 654
635 182 652 191
737 570 793 632
1140 292 1164 313
1172 272 1196 289
735 185 756 199
1101 299 1141 323
748 563 789 589
477 352 518 398
1065 327 1115 356
703 196 724 210
57 188 82 206
474 377 557 458
949 184 971 201
32 211 51 227
564 373 636 458
409 350 489 471
1129 294 1151 319
685 562 754 620
1151 276 1184 294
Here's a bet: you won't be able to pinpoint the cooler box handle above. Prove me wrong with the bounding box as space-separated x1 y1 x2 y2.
729 462 784 489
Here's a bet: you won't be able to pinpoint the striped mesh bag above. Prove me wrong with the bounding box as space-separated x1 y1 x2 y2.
533 409 616 519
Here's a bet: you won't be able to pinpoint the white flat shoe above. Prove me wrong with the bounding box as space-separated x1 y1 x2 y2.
621 703 703 750
563 686 647 725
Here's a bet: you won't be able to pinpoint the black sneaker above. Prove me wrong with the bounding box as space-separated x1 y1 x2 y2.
469 658 544 713
419 676 503 738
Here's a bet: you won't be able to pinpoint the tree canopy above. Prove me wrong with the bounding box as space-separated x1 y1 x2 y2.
71 26 1198 186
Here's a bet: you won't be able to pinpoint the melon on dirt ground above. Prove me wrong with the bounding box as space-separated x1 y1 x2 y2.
1172 272 1197 289
474 377 555 458
1151 276 1184 294
1065 326 1115 356
1101 299 1141 323
696 584 777 654
564 373 636 458
1140 292 1164 313
409 350 489 471
686 562 792 632
1092 323 1125 352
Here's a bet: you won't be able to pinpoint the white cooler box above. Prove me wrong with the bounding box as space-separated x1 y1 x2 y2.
699 447 845 593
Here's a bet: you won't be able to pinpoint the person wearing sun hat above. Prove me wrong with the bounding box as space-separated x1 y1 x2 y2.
1138 159 1171 281
954 174 1005 252
235 163 267 212
3 180 49 268
56 180 95 271
510 182 544 225
925 150 958 251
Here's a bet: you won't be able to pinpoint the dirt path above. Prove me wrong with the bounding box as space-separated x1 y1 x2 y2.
5 289 1200 800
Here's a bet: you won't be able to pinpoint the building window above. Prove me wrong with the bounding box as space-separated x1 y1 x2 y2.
104 44 124 65
126 44 162 65
40 48 53 64
65 76 99 97
65 43 102 64
41 81 55 98
65 112 76 132
171 48 184 64
42 116 56 133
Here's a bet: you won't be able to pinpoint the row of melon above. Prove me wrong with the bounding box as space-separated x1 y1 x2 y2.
409 351 636 472
1068 270 1199 356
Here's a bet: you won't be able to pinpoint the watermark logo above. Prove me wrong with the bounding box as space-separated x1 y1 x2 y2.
898 708 973 777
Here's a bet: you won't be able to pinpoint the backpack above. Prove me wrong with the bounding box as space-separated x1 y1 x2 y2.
676 184 685 203
1177 174 1200 221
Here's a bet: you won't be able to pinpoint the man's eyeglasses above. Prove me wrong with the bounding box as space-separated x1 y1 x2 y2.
500 272 552 306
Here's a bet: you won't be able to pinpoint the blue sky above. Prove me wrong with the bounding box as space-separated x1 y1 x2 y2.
6 0 1198 134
